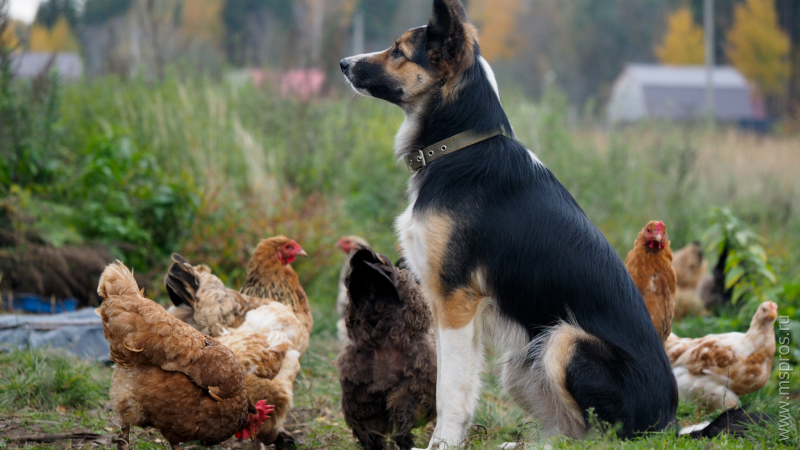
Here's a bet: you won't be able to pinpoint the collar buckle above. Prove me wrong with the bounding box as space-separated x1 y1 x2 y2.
406 150 426 173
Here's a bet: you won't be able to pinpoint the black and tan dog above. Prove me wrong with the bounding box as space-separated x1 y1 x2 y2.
340 0 677 448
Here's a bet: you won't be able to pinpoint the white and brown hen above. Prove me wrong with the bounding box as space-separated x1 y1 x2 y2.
666 301 778 410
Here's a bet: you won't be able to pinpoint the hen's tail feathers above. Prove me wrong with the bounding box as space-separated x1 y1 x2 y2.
165 253 200 309
346 246 399 303
683 408 773 439
97 261 143 300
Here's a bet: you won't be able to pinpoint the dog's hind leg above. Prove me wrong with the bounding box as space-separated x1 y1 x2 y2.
501 323 588 439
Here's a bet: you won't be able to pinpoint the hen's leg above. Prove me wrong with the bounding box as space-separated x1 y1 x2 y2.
114 423 130 450
388 392 417 450
349 413 390 450
342 384 389 450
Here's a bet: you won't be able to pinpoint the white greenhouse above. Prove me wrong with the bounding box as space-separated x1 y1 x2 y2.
607 64 763 124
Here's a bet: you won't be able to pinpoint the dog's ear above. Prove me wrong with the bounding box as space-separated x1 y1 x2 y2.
426 0 478 96
426 0 471 63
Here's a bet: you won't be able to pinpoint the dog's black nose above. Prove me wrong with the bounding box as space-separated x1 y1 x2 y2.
340 58 350 73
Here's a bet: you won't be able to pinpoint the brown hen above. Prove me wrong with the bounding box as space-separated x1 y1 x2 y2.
240 236 313 336
96 262 272 450
624 220 677 344
337 246 436 450
672 242 709 320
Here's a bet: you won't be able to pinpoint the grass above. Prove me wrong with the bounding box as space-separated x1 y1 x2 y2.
1 341 797 449
0 349 109 411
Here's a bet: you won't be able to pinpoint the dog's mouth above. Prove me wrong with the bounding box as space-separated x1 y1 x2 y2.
339 55 405 104
339 57 368 96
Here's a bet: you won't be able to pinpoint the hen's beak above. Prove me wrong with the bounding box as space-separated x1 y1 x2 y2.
655 233 663 243
766 301 778 320
298 249 308 257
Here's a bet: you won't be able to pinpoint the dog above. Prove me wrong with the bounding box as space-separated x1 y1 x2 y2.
340 0 677 448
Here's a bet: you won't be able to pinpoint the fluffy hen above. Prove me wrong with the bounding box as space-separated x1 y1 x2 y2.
337 246 436 450
625 220 677 344
666 301 778 410
96 262 272 450
672 242 709 320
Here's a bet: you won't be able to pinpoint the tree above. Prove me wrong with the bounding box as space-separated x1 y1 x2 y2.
775 0 800 118
222 0 293 66
1 18 18 51
82 0 133 25
35 0 79 30
655 6 704 65
468 0 523 61
30 15 80 52
181 0 224 47
726 0 790 96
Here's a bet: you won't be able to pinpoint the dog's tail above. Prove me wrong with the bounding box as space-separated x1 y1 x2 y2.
680 408 773 439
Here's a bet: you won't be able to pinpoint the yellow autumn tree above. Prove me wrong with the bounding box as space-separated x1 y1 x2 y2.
655 6 704 65
29 16 79 52
468 0 522 61
181 0 224 47
726 0 790 95
1 19 20 51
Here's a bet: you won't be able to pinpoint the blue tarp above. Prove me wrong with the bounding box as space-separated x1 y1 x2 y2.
0 308 110 362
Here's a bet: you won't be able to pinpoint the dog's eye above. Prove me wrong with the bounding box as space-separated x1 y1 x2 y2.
393 47 405 58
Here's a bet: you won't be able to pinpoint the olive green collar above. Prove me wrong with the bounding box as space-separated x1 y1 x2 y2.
404 128 506 173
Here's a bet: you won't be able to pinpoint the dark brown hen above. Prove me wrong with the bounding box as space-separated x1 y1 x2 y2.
336 246 436 450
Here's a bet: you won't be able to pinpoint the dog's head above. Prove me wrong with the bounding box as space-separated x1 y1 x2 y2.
340 0 483 108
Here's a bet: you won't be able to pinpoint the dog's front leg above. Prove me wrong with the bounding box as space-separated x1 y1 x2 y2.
420 301 484 450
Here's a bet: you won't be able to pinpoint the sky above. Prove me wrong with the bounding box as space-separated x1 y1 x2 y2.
9 0 43 23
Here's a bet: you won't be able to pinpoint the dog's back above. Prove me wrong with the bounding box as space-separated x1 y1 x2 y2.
336 246 436 450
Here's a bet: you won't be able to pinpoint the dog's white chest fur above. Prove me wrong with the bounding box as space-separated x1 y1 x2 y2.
396 197 429 285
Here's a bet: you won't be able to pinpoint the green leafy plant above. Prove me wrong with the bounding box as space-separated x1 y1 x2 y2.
65 130 200 268
704 207 777 310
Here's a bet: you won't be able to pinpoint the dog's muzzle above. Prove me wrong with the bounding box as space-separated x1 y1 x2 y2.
340 58 352 75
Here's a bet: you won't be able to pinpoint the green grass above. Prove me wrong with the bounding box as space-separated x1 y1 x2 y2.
1 343 797 449
0 349 110 411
